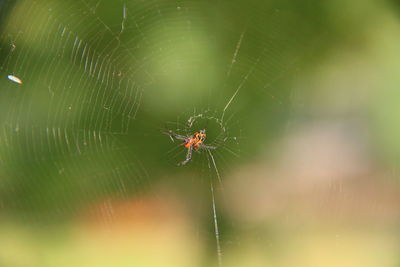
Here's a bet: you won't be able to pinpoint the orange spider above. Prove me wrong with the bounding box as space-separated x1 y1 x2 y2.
164 129 216 165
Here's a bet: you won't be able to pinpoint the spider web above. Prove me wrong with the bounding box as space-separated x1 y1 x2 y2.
0 0 319 265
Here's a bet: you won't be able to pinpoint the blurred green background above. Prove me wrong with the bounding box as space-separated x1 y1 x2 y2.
1 0 400 266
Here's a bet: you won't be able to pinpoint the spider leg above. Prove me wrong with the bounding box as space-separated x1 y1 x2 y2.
161 130 188 141
178 145 193 166
172 133 188 141
199 144 217 150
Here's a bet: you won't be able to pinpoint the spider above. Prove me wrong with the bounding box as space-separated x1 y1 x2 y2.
163 129 216 165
